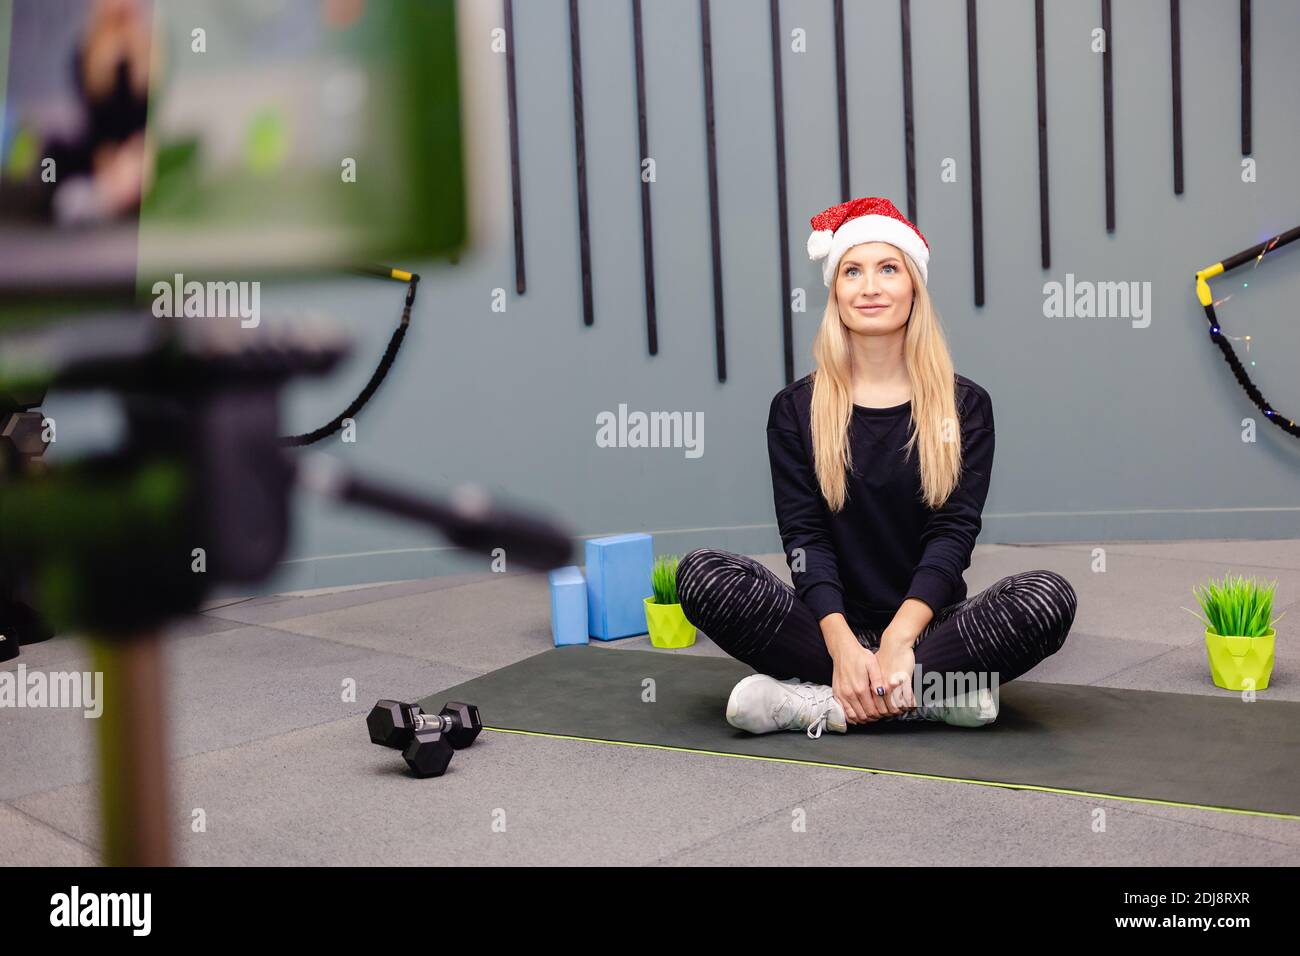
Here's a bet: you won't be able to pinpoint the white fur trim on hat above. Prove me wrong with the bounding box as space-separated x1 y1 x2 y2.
820 214 929 288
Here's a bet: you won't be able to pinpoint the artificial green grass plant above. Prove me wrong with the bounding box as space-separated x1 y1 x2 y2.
1181 572 1287 638
650 554 681 605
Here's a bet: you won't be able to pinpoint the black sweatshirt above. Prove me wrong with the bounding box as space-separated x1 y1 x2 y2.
766 372 995 630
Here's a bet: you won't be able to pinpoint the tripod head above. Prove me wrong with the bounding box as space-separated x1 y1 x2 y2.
0 311 575 637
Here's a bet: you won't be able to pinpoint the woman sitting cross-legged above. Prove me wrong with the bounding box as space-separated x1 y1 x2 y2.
676 197 1077 739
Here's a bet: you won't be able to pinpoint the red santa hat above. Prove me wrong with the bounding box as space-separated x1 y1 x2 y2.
807 196 929 288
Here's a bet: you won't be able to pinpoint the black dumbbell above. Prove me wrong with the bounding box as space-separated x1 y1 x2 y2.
0 412 49 459
402 728 455 779
367 699 482 751
366 699 483 779
0 595 54 662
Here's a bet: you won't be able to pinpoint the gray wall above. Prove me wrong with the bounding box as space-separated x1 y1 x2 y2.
47 0 1300 596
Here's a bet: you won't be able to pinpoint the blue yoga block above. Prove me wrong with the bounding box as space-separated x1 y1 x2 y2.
548 566 589 646
585 533 654 640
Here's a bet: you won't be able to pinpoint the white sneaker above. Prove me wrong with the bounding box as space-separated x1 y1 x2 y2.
886 685 999 727
726 674 848 738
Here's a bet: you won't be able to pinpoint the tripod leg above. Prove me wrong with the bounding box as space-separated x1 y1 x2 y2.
89 632 172 866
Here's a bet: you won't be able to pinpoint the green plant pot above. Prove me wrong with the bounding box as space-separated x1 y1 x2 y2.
1205 627 1275 691
644 597 696 649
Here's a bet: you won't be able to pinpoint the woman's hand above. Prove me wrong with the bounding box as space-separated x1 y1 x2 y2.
874 639 918 711
830 641 906 724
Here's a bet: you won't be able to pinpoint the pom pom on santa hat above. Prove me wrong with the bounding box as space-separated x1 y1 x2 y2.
806 196 930 288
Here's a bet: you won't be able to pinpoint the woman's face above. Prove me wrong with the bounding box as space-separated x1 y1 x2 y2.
834 241 914 335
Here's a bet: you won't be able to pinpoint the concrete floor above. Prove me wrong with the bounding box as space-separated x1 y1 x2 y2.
2 540 1298 866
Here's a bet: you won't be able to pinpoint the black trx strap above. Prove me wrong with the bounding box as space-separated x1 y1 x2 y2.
1195 225 1300 440
279 267 419 448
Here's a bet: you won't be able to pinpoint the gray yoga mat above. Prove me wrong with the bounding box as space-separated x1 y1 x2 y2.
418 645 1300 819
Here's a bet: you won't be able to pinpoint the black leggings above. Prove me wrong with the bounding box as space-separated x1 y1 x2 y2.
675 548 1077 688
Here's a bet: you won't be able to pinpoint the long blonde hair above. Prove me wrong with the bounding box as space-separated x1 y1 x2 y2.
809 251 962 511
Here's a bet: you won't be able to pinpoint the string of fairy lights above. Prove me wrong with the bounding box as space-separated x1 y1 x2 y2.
1208 237 1276 360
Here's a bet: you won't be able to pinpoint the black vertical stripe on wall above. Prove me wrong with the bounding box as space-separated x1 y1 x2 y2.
504 0 526 294
834 0 850 202
700 0 726 383
568 0 594 327
1171 0 1183 195
900 0 916 225
631 0 658 356
1101 0 1114 233
966 0 984 307
1240 0 1251 156
769 0 793 385
1034 0 1050 270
